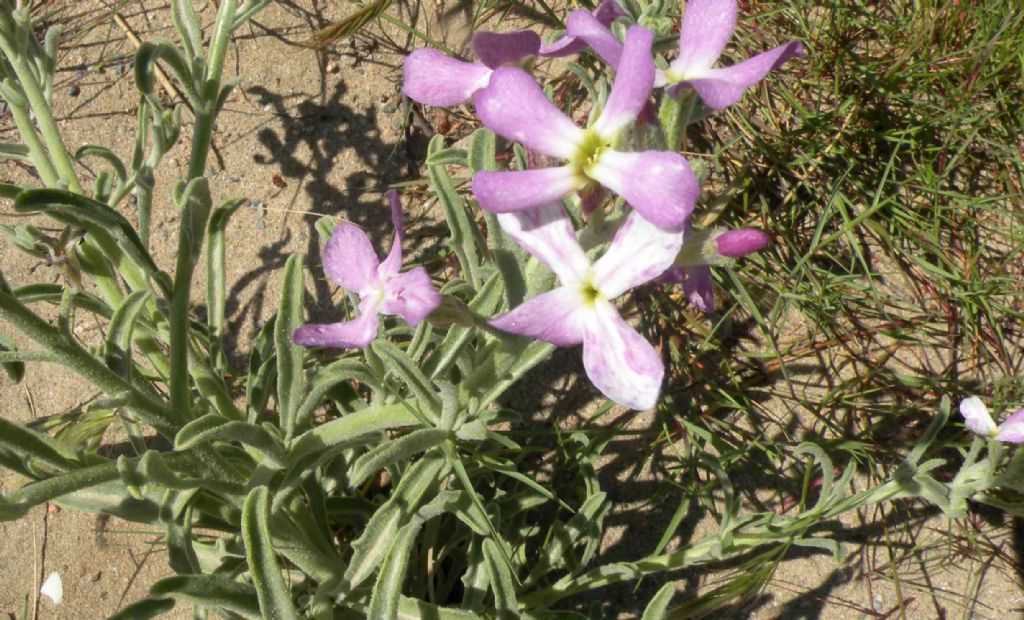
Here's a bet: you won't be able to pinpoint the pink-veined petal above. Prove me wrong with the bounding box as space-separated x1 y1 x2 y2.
489 286 586 346
564 9 624 67
685 41 804 109
582 301 663 410
674 0 737 73
592 210 685 298
322 221 380 295
959 396 997 437
474 67 585 159
380 266 441 327
996 408 1024 443
472 30 542 69
684 266 714 312
293 297 381 349
592 26 654 138
588 150 698 230
472 166 582 214
496 201 590 284
402 48 492 107
378 190 404 279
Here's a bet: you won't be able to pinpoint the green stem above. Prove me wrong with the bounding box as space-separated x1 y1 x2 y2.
186 110 214 181
6 101 59 185
0 38 81 193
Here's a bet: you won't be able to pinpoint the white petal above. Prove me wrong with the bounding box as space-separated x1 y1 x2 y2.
41 571 63 604
959 396 997 437
581 301 663 410
496 202 591 284
592 210 685 298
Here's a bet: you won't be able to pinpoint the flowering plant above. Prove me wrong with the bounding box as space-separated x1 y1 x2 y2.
0 1 1019 618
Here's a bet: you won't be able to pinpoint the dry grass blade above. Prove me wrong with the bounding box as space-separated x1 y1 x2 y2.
301 0 393 50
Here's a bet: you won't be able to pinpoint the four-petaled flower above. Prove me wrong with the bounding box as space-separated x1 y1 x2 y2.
489 202 684 409
566 0 803 110
471 26 699 230
959 396 1024 443
293 190 441 349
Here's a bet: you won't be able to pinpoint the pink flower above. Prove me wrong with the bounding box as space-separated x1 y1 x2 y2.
959 397 1024 443
566 0 803 109
471 26 698 230
293 191 441 348
489 202 684 409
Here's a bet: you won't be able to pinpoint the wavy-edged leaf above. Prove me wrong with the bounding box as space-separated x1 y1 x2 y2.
372 340 441 418
483 538 519 619
75 144 127 186
276 254 306 439
150 574 261 619
242 487 299 620
368 518 424 620
134 39 197 101
293 357 380 429
176 414 286 468
13 188 165 292
427 147 467 167
206 197 246 368
344 450 448 589
104 290 151 378
349 428 449 488
427 134 483 286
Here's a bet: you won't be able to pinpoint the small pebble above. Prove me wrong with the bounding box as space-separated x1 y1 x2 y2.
327 61 340 74
67 85 80 97
261 102 272 112
381 100 398 114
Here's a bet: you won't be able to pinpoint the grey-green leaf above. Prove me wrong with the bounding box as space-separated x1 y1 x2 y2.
276 254 306 439
242 487 300 620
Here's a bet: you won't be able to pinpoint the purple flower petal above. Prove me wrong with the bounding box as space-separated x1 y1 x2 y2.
380 266 441 327
564 9 624 67
959 396 997 437
588 150 698 230
472 30 542 69
582 301 663 410
540 0 626 57
592 210 684 298
322 221 381 296
378 190 404 279
496 202 590 284
684 266 714 312
996 408 1024 443
402 48 492 107
293 298 381 349
472 166 582 214
674 0 737 73
474 67 585 159
489 286 586 346
716 228 771 257
592 26 654 138
684 41 804 109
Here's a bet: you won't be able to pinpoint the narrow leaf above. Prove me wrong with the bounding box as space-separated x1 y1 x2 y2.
242 487 299 620
276 254 306 439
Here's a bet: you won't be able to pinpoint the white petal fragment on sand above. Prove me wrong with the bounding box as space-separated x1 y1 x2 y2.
41 571 63 604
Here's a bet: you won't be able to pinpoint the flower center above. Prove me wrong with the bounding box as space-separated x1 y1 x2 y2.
578 278 603 307
571 130 609 181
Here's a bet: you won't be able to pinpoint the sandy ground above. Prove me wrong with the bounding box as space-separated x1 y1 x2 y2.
0 1 1021 618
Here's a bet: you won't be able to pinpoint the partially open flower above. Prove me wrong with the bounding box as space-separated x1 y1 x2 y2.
293 191 441 349
661 226 771 312
471 26 698 230
959 396 1024 443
